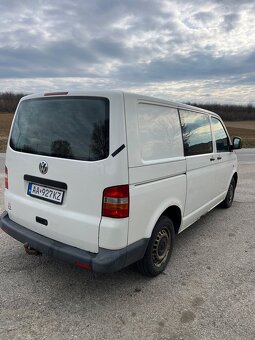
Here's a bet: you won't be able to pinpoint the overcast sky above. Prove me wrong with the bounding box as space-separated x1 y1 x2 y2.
1 0 255 104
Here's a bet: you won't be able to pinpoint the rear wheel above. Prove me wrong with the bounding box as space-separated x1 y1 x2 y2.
220 177 236 208
137 216 175 277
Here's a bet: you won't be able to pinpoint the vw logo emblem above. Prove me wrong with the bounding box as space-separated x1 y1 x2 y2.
39 161 48 175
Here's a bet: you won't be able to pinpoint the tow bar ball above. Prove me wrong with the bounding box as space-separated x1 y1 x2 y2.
24 242 42 256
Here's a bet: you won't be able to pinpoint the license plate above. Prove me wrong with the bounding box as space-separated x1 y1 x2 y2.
27 183 64 204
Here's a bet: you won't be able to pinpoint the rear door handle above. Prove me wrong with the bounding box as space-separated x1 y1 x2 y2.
217 156 222 160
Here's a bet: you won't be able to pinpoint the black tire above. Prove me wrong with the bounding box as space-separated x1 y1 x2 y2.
220 177 236 208
136 216 175 277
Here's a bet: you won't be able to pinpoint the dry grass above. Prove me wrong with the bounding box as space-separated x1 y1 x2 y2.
0 113 14 152
224 121 255 148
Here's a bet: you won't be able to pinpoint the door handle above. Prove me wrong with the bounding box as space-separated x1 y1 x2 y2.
210 157 215 161
217 156 222 160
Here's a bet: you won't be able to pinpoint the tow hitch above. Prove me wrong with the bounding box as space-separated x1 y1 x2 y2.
24 242 42 256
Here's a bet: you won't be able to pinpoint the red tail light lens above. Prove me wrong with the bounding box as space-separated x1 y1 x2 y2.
102 185 129 218
5 166 8 189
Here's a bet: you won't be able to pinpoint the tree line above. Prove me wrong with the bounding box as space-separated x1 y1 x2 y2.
0 92 254 121
188 102 255 121
0 92 25 113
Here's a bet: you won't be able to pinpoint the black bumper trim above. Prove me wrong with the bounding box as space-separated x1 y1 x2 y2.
0 211 149 273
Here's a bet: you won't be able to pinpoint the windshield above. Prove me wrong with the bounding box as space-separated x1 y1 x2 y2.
10 96 109 161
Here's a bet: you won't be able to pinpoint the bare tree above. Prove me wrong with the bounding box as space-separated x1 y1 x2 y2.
187 102 255 121
0 92 26 113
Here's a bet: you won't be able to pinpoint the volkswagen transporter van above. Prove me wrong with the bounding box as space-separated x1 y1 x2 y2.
0 91 241 276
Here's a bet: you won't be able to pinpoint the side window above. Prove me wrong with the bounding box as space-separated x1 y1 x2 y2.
138 104 183 161
179 110 213 156
211 117 230 152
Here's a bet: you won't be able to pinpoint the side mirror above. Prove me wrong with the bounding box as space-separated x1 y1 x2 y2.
231 136 242 150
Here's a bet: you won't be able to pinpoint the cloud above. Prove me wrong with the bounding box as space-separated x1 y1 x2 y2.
114 49 255 83
223 13 240 32
0 0 255 104
0 42 98 78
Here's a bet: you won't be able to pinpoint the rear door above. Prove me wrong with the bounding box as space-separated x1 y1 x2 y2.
5 93 128 253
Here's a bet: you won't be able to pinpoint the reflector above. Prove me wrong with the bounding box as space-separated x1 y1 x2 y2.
5 166 8 189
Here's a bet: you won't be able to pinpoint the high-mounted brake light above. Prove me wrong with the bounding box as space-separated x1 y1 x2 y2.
102 185 129 218
5 166 8 189
44 92 68 96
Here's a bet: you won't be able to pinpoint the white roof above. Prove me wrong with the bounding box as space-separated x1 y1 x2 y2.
20 90 219 118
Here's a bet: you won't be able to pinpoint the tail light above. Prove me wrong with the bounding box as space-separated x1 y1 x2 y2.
5 166 8 189
102 185 129 218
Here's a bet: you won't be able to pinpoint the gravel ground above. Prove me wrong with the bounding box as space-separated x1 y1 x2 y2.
0 151 254 340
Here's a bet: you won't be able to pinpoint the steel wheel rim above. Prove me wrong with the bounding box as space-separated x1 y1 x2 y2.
152 227 171 267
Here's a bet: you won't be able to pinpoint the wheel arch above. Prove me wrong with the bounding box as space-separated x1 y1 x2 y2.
146 204 182 238
161 205 182 234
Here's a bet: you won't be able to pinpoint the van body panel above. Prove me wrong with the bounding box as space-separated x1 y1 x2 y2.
181 164 237 231
5 91 128 253
181 191 226 232
128 174 186 244
211 155 237 196
184 153 216 217
124 95 186 245
99 217 129 249
128 159 186 185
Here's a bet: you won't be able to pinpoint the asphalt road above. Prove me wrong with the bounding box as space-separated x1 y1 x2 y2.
0 151 254 339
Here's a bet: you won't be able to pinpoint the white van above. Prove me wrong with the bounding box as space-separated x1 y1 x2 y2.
0 91 241 276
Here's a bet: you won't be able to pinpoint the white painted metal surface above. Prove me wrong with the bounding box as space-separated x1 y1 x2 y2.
5 91 128 253
4 90 238 257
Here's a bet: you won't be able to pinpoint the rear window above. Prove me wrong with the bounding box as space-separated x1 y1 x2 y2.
10 96 109 161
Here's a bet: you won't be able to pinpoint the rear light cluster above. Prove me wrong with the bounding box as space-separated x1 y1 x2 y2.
5 166 8 189
102 185 129 218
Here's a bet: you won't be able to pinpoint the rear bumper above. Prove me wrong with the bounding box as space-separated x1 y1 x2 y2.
0 211 148 273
